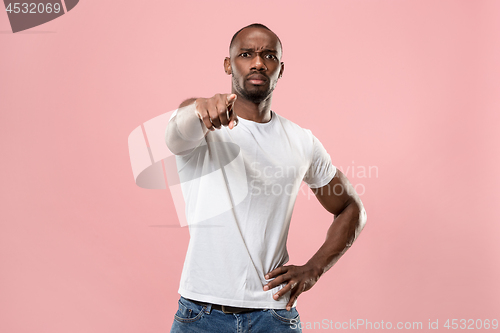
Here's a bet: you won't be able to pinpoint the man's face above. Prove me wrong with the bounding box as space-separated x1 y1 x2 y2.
226 27 284 104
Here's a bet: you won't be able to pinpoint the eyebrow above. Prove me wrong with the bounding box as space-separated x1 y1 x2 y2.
239 48 278 53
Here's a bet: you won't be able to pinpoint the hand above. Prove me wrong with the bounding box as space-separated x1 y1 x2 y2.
194 93 238 131
263 263 323 311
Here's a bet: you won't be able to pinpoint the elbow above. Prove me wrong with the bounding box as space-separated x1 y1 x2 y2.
355 202 367 233
165 123 195 156
165 121 180 155
165 124 175 153
344 198 366 233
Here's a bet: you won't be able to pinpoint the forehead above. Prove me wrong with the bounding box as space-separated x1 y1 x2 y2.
231 28 281 55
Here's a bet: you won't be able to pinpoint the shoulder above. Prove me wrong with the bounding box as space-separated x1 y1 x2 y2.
274 111 315 142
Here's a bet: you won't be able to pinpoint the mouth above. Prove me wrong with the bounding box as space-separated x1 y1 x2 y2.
247 74 268 85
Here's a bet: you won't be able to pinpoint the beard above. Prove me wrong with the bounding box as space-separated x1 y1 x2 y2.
233 76 275 104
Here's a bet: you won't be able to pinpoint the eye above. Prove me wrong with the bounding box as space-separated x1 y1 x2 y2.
240 52 251 57
266 54 277 60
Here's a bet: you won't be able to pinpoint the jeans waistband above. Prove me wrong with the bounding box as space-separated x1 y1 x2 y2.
186 298 263 314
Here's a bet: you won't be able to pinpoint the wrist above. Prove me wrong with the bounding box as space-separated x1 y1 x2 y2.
178 98 198 108
305 259 325 280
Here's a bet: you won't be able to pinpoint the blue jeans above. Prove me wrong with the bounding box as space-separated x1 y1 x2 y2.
170 296 302 333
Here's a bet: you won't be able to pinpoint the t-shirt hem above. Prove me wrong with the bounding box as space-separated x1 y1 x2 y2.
178 288 295 309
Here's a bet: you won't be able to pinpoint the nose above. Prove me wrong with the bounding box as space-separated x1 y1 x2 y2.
251 54 267 71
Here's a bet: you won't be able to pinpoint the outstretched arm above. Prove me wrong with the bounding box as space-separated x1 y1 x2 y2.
165 101 206 155
165 94 238 155
263 170 367 310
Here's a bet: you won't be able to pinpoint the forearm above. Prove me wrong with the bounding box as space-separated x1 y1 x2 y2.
307 200 367 276
165 101 209 155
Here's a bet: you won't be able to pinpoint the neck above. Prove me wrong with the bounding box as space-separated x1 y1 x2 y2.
232 92 273 123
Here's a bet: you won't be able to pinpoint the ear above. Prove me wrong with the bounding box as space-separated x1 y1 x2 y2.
224 57 232 75
278 62 285 79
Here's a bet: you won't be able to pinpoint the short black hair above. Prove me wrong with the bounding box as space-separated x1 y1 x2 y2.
229 23 283 55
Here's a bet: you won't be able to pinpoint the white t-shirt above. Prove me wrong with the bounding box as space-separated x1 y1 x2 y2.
167 108 336 309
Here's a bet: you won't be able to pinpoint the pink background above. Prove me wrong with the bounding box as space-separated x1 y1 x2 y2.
1 0 499 332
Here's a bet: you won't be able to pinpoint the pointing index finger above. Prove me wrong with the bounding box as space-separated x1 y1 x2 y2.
227 94 238 129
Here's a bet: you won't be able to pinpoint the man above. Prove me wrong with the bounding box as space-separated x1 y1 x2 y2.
165 23 367 333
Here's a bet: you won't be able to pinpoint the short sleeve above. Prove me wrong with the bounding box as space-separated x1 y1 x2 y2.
302 131 337 188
